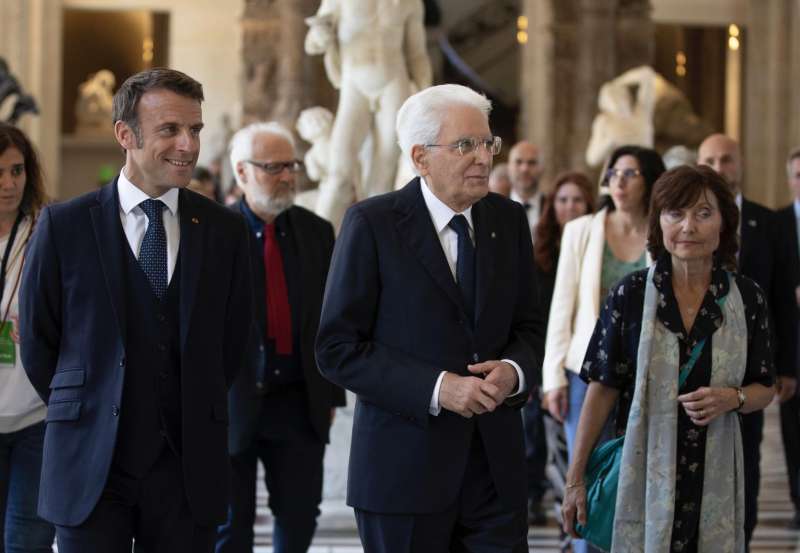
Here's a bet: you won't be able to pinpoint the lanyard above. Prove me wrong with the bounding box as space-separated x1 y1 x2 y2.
0 211 24 304
677 285 729 389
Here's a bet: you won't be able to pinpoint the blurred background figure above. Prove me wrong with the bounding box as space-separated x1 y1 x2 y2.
542 145 665 553
488 162 510 197
524 171 595 527
0 122 53 553
662 144 697 170
188 165 222 203
508 141 544 237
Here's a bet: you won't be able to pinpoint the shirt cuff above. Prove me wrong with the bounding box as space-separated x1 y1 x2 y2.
502 359 525 396
429 371 447 416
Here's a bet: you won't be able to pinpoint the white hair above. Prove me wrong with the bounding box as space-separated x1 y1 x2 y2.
395 84 492 174
662 145 697 170
229 121 296 187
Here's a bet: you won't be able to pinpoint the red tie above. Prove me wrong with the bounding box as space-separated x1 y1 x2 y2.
263 223 292 355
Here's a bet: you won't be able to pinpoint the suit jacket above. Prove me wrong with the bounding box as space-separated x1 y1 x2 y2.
228 202 345 454
776 203 800 376
315 178 545 514
19 180 253 527
740 199 797 376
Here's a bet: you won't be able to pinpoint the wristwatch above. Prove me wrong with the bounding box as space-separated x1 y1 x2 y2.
733 386 746 412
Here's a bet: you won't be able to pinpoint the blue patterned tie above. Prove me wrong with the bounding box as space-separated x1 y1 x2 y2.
138 199 168 300
448 214 476 324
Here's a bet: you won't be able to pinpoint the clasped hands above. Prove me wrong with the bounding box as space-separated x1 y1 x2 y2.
439 361 518 418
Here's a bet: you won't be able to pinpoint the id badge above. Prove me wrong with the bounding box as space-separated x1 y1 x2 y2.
0 321 16 367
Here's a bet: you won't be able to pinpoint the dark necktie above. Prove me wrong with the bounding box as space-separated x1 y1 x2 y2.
264 223 292 355
448 214 476 324
138 199 168 300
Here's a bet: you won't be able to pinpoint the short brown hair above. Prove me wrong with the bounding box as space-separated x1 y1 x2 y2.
0 123 46 216
647 165 739 270
112 68 204 146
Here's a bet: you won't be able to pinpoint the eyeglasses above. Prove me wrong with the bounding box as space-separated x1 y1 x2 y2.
605 168 642 181
246 159 304 175
424 136 502 157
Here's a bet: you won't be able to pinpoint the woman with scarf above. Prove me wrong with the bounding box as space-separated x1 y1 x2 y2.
561 165 775 552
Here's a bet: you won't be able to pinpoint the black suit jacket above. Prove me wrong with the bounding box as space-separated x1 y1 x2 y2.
740 198 797 376
19 181 253 526
776 203 800 375
228 202 345 454
315 178 545 514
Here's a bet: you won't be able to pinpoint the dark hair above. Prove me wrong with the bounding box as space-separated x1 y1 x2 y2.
647 165 739 270
0 123 46 216
600 145 666 213
192 165 213 182
533 171 595 273
112 68 204 146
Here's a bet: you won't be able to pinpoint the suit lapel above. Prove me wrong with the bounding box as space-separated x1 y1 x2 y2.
394 179 464 313
178 190 204 351
472 199 495 324
90 180 128 343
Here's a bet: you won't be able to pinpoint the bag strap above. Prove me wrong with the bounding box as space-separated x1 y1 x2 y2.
677 273 730 389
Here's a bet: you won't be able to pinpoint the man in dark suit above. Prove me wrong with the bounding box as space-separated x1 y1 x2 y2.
316 84 544 552
776 146 800 528
215 122 345 553
699 133 797 549
19 68 253 552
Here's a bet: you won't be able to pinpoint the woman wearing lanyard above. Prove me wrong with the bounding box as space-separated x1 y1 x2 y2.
0 123 52 553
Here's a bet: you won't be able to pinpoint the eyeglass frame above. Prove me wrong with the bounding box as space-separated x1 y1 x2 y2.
605 168 642 181
424 136 503 157
245 159 305 175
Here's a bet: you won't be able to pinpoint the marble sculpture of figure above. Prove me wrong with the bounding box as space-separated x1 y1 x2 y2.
75 69 116 135
586 65 656 167
305 0 432 228
296 106 337 184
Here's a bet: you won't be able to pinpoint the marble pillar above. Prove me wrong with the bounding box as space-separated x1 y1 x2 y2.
743 0 800 207
520 0 654 187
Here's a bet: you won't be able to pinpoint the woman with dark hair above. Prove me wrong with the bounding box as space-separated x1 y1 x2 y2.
562 165 775 552
525 171 595 524
533 171 596 321
542 145 665 553
0 123 53 552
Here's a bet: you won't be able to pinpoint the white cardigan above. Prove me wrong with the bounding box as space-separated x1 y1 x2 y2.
541 209 652 393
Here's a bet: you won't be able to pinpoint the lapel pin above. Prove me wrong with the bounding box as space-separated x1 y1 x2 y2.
191 217 199 224
491 231 496 239
748 219 756 227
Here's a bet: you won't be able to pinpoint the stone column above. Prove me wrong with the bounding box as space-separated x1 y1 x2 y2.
240 0 335 130
520 0 654 187
743 0 800 207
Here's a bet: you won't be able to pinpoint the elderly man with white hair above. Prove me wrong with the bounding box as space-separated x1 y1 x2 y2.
216 122 345 553
315 84 545 552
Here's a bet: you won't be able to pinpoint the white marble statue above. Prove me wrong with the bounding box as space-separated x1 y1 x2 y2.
296 106 336 184
75 69 116 136
305 0 432 228
586 65 656 167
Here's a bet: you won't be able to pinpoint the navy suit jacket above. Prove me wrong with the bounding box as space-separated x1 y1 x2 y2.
19 180 253 526
228 202 345 454
740 198 797 376
315 178 545 514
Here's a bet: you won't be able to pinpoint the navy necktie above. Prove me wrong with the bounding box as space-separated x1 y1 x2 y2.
448 214 476 323
138 199 168 300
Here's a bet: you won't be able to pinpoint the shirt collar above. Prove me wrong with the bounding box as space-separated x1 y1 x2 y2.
735 192 742 212
239 198 289 236
420 177 473 234
117 168 180 216
510 190 539 207
793 198 800 219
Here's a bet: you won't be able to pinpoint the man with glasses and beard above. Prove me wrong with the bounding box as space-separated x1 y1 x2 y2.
216 122 345 553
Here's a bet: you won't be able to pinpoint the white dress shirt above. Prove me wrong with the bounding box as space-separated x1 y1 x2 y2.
117 169 181 283
420 178 526 415
510 189 543 236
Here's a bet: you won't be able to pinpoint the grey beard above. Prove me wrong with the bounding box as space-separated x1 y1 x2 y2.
248 189 295 217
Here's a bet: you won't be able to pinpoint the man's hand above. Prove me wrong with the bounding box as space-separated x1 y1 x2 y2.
467 360 518 403
777 376 798 403
439 372 501 418
545 386 569 423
